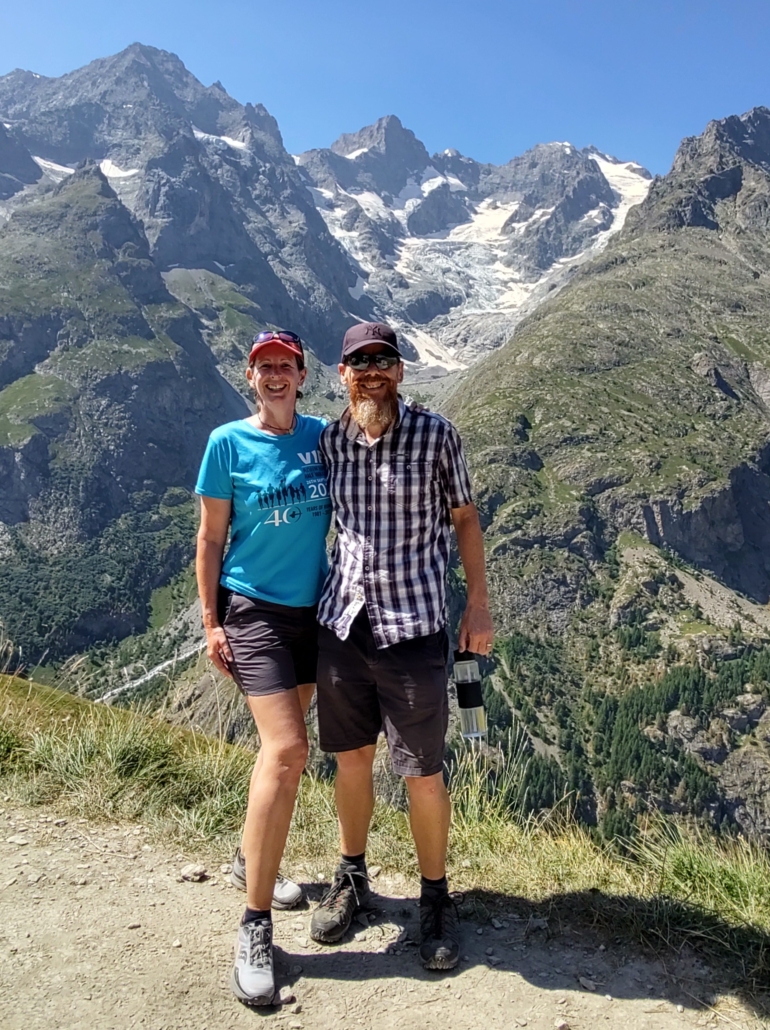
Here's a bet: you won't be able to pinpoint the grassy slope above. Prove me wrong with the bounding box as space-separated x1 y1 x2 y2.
2 674 770 993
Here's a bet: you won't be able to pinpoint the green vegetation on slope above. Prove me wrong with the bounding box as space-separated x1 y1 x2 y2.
2 674 770 990
0 495 196 663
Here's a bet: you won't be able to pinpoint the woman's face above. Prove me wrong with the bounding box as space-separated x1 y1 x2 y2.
245 343 306 407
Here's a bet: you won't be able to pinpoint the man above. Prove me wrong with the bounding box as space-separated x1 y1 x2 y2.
311 321 494 970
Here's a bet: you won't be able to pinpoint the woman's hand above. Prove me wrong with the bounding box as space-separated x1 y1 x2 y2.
206 624 234 678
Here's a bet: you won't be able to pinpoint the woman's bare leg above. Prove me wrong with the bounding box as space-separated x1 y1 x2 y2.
239 683 315 858
242 689 309 911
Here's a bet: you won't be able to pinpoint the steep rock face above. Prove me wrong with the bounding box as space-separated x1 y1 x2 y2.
444 107 770 634
0 123 41 199
0 44 366 362
0 166 247 658
0 165 246 530
718 745 770 841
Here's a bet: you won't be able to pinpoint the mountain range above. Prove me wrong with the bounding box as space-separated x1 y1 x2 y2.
5 44 770 841
0 42 650 661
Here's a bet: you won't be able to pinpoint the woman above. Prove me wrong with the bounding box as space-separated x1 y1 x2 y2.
195 329 331 1006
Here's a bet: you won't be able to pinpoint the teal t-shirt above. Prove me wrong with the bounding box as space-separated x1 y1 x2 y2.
195 415 332 607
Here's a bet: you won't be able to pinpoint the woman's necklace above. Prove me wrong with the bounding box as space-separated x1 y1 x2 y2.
257 412 296 435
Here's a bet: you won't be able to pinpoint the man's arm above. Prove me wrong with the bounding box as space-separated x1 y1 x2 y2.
451 502 495 654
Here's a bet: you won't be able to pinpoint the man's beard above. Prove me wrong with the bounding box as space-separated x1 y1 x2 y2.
349 376 399 432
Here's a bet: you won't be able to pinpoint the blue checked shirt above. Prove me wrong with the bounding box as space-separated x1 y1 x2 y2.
317 398 474 648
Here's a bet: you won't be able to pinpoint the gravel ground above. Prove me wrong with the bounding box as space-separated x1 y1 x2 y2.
0 802 762 1030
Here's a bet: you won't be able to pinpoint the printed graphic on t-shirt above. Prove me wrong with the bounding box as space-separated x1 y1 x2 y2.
252 448 330 528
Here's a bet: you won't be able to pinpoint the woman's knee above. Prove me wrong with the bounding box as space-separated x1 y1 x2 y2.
260 736 309 781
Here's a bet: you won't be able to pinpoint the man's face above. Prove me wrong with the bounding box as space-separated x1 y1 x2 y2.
339 344 404 431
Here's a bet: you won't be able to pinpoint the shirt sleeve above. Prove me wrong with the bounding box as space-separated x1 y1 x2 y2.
318 424 332 471
439 422 474 509
195 432 233 499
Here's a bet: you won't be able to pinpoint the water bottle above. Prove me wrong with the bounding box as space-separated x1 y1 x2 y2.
453 650 487 740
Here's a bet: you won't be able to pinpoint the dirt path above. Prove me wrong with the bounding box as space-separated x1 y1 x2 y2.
0 802 763 1030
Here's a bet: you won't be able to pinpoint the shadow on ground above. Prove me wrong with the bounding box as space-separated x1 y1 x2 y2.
268 882 770 1020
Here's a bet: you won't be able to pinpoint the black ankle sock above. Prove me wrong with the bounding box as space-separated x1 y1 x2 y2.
420 874 448 895
242 907 271 925
341 852 366 868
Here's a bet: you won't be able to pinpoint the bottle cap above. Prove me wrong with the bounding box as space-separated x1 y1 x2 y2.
454 649 478 663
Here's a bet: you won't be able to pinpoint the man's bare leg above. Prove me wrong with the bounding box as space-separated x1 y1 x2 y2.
335 744 377 856
404 772 450 880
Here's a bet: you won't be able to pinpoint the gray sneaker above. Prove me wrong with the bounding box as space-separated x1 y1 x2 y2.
231 918 276 1006
230 847 303 909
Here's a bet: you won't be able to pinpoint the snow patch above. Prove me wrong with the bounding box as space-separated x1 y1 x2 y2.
193 127 248 151
355 190 395 223
348 275 367 300
100 159 140 179
589 152 651 236
307 185 335 209
344 147 370 160
32 156 74 182
396 324 466 371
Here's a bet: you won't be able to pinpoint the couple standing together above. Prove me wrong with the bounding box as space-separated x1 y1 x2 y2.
195 322 494 1006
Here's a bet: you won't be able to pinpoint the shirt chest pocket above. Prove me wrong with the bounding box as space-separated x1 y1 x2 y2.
381 458 437 509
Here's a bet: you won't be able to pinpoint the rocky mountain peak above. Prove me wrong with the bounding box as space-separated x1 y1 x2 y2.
673 105 770 178
331 114 429 166
0 43 284 165
631 106 770 234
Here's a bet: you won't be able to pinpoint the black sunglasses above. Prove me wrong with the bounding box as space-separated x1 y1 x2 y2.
344 353 400 370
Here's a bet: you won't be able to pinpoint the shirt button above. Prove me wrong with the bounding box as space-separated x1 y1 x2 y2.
368 476 372 481
367 505 372 510
365 566 370 571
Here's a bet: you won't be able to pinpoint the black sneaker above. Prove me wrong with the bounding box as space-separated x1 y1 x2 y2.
419 891 461 970
309 863 372 943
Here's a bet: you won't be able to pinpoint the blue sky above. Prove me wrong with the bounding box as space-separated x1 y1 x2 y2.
1 1 766 173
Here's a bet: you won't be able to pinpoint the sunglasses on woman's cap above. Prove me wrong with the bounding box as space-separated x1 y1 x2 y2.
343 353 400 370
249 330 304 364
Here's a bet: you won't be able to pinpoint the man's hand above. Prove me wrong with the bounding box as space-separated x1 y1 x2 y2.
205 625 234 678
458 601 495 656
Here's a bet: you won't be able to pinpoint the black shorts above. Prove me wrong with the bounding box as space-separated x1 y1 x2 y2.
218 588 318 697
316 609 449 777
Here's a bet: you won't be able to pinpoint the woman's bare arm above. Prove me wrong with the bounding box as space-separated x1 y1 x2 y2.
196 495 234 677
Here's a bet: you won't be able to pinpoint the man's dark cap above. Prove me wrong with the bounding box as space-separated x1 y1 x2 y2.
341 322 401 360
